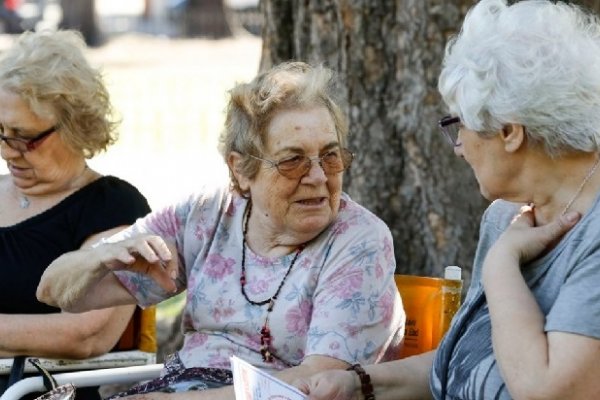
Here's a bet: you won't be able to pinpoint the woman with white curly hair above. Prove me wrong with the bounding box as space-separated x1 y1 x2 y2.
295 0 600 399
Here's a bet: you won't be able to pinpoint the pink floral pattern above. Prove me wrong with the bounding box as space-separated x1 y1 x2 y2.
114 186 404 372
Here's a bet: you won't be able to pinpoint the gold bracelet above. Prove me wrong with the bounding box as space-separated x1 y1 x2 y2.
346 363 375 400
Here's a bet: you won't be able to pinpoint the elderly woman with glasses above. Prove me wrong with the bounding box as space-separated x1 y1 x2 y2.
0 31 150 399
37 61 404 398
294 1 600 399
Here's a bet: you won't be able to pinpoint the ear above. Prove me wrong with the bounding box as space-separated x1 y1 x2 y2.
500 123 526 153
227 151 251 193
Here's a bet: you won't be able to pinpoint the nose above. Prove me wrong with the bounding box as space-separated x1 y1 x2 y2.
302 157 328 183
453 143 463 157
0 140 21 160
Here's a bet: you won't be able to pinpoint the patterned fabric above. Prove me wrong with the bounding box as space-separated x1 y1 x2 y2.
113 183 404 377
430 196 600 399
106 354 232 398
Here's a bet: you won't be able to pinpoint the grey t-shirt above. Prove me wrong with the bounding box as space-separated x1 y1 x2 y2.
430 198 600 399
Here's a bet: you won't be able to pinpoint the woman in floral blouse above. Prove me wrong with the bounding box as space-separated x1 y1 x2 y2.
37 61 404 399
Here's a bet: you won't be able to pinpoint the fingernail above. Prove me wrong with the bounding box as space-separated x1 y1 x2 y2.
563 211 579 223
170 270 177 280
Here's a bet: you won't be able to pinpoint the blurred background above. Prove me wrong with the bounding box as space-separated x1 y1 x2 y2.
0 1 262 356
0 0 262 211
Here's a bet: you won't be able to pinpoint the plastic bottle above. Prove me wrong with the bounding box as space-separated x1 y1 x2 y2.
440 266 463 336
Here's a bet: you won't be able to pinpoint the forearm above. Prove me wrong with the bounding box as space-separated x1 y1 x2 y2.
483 251 549 397
366 352 434 400
37 248 134 312
0 305 134 358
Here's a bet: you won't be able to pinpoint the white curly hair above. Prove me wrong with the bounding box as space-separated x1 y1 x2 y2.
438 0 600 157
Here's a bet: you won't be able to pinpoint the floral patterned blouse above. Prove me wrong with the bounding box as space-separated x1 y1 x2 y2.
113 184 404 372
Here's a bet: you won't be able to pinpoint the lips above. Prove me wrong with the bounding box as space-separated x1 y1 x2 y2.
296 197 326 205
8 164 30 178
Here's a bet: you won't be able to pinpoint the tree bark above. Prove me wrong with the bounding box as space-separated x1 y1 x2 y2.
261 0 487 285
184 0 233 38
60 0 101 47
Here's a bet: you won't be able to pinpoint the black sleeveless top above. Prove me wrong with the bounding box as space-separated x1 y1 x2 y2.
0 176 151 314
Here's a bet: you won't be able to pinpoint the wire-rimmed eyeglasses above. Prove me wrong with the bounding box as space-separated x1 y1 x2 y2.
0 125 57 152
248 148 354 179
438 115 461 147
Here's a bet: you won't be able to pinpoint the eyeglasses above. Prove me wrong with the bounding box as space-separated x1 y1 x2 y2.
438 115 461 147
249 148 354 179
0 125 57 152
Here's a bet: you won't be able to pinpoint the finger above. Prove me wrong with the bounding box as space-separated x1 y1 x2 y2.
556 211 581 233
293 378 310 394
144 260 178 293
101 246 136 270
146 236 173 263
511 204 535 226
161 241 179 281
536 210 581 246
145 236 179 281
128 238 163 264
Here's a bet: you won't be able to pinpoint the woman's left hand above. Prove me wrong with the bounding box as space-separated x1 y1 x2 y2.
487 205 580 265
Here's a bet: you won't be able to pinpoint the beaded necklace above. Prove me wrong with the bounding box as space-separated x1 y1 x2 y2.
240 201 305 362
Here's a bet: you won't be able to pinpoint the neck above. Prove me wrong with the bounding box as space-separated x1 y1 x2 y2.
243 202 306 258
14 163 93 209
531 153 600 224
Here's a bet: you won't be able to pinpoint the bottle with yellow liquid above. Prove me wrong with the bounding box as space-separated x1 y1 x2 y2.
440 266 463 338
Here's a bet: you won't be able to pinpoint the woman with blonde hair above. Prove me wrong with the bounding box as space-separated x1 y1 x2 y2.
0 30 150 399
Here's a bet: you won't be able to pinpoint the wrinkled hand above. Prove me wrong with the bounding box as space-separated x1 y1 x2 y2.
294 370 357 400
489 205 580 265
101 235 178 293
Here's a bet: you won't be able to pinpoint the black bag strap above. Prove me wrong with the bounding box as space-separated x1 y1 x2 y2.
28 358 58 392
7 355 26 388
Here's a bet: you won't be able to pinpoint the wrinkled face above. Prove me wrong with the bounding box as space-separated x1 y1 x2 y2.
242 105 344 241
0 88 83 195
454 126 513 201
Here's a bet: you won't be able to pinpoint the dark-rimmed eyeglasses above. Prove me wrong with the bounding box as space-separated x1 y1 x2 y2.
438 115 461 147
249 148 354 179
0 125 57 152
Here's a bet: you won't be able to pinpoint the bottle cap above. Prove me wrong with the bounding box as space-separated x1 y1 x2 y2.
444 265 462 280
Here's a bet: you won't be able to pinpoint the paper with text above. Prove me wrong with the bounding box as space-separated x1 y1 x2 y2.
230 355 307 400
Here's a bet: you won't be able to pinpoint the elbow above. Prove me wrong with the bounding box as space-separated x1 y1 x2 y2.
35 285 59 308
61 327 119 359
36 283 78 312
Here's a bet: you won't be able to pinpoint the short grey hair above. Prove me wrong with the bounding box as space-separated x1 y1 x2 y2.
438 0 600 157
219 61 348 195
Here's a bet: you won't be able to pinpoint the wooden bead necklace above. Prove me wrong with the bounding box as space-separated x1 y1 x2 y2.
240 201 304 362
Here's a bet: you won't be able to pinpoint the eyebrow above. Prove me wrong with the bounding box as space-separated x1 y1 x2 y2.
272 141 340 157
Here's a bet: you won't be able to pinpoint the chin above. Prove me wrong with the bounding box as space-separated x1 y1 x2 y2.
295 216 334 236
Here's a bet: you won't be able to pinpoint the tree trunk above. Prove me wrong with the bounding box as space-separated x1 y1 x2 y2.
184 0 233 38
60 0 101 47
261 0 487 285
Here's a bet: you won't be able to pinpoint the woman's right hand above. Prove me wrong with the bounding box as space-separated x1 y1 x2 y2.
37 234 179 311
101 235 179 293
294 370 358 400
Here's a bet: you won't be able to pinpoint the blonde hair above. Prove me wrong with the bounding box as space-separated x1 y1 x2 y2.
0 30 117 157
219 61 348 194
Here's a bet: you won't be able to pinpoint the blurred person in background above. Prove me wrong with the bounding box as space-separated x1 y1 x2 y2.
295 0 600 399
0 0 23 33
0 30 151 399
37 61 404 399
